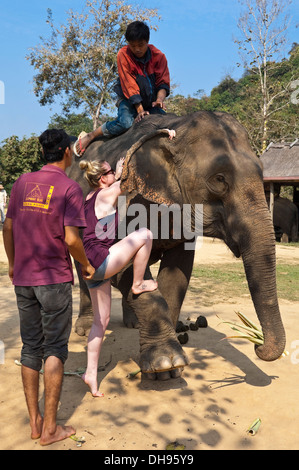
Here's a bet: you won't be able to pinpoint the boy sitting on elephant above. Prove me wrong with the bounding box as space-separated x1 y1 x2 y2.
74 20 170 157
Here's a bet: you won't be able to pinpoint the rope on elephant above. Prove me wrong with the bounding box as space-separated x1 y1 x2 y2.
121 128 175 181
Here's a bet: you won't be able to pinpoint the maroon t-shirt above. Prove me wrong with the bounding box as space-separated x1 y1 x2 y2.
83 189 119 269
6 165 86 286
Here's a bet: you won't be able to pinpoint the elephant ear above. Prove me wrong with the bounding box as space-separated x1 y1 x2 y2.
121 129 183 206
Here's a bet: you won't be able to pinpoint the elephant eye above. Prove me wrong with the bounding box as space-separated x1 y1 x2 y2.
216 175 225 182
206 173 229 197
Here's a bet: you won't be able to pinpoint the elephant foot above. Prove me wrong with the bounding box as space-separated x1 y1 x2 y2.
143 367 184 381
140 339 189 380
75 315 94 336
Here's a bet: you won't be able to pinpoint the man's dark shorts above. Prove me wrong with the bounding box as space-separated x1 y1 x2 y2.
15 283 73 372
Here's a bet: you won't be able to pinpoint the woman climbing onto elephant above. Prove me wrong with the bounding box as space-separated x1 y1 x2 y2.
79 158 157 397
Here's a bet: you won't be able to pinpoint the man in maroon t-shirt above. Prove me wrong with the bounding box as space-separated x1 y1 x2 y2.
3 129 94 446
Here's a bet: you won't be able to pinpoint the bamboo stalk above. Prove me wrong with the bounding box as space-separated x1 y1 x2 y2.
247 418 262 436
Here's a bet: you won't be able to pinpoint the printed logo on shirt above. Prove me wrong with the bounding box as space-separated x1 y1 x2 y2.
23 183 54 210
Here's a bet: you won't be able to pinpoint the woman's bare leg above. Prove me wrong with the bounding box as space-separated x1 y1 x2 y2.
105 228 158 294
83 229 156 396
82 281 111 397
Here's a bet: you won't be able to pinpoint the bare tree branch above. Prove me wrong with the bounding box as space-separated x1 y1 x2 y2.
26 0 160 129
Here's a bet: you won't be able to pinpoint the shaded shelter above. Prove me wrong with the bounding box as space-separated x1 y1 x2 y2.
260 139 299 218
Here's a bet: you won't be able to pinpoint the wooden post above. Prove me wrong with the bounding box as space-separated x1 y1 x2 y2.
270 182 274 221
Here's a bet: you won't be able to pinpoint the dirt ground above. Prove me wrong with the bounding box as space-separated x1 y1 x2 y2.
1 230 299 451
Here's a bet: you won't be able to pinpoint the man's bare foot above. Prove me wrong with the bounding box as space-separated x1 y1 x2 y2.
40 424 76 446
132 279 158 295
30 415 43 440
82 372 104 398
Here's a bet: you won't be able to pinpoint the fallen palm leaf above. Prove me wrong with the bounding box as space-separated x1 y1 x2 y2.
218 311 289 357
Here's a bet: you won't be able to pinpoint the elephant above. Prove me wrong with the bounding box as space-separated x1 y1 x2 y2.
67 111 286 379
273 196 298 243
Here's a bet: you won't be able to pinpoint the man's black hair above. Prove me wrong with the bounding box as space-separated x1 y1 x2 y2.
125 21 150 43
39 129 71 163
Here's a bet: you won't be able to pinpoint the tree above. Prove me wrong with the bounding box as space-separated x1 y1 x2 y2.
48 112 94 136
0 136 43 193
235 0 294 153
26 0 160 130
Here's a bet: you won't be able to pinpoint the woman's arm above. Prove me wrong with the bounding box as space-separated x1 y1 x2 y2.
95 181 122 220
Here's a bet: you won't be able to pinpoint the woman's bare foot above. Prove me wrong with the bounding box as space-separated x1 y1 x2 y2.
132 279 158 295
82 372 104 398
40 424 76 446
30 415 43 440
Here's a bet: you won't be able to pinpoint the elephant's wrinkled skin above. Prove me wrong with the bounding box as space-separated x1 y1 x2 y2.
67 111 286 378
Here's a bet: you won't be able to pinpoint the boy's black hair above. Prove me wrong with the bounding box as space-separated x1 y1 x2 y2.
125 21 150 43
39 129 71 163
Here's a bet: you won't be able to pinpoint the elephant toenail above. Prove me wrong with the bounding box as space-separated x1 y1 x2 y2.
173 355 187 368
153 356 172 370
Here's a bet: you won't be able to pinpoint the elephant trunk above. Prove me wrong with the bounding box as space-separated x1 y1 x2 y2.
232 192 286 361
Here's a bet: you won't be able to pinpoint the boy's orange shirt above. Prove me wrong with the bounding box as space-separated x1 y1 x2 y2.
115 44 170 109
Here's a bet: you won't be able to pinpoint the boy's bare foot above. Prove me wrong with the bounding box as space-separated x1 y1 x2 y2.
40 424 76 446
74 131 92 157
82 373 104 398
132 279 158 295
30 415 43 440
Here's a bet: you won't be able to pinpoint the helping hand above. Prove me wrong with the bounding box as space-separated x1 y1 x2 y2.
115 157 125 179
82 264 95 281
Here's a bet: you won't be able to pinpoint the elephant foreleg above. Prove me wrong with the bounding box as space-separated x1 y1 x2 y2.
157 242 195 326
112 262 153 328
113 264 189 377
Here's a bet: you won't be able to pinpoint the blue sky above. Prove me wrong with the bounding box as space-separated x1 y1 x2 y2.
0 0 298 142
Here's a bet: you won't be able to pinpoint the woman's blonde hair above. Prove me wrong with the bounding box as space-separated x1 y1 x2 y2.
79 160 107 188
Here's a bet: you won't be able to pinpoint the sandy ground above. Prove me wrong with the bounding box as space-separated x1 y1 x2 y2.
1 231 299 451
